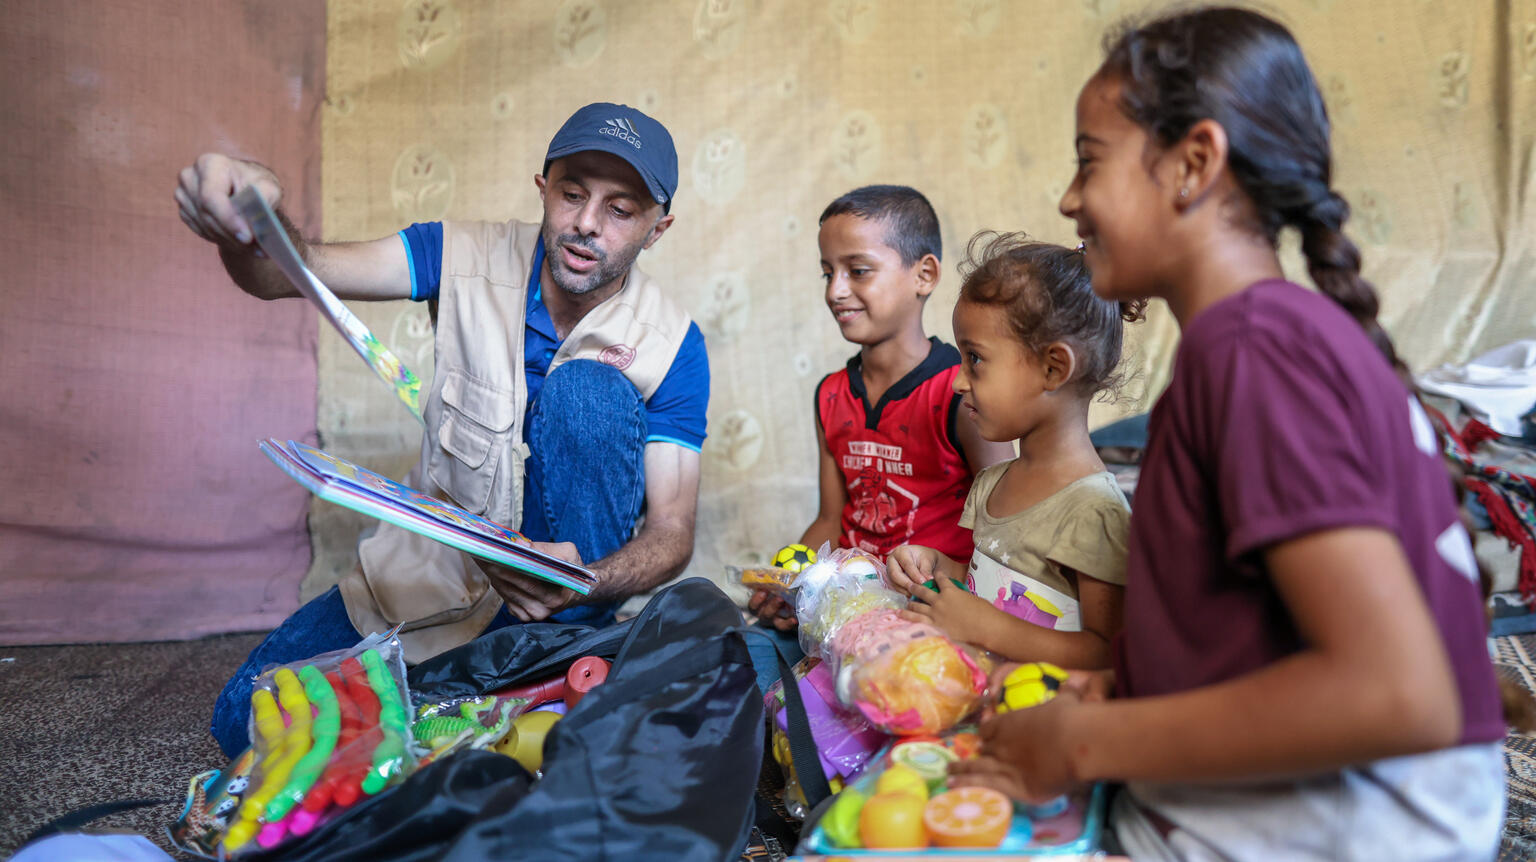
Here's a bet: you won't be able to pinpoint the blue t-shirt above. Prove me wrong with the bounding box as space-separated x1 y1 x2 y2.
399 222 708 451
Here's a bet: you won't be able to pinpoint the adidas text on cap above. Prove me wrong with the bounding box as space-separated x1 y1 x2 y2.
544 103 679 209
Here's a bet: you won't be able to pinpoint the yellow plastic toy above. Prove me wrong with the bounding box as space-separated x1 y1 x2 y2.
493 710 562 773
225 668 313 852
996 662 1069 714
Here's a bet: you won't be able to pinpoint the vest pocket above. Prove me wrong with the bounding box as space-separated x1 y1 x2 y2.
430 369 516 516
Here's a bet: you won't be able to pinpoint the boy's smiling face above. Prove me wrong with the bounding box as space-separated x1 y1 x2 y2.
818 213 935 346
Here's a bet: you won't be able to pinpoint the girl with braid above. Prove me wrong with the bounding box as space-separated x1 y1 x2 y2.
951 8 1515 859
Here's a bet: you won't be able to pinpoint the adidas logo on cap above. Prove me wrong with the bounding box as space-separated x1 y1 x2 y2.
599 117 642 149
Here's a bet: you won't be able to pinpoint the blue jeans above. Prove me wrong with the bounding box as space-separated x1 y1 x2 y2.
211 359 647 757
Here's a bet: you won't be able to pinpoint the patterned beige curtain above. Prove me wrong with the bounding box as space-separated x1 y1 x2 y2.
312 0 1535 604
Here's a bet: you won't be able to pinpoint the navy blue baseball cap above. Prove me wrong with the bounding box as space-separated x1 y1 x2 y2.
544 102 679 211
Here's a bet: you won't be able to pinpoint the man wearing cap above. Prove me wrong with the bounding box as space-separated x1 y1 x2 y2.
177 103 708 756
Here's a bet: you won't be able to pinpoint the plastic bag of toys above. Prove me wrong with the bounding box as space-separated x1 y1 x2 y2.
409 692 531 768
764 654 886 818
171 630 418 857
794 544 991 737
794 544 902 659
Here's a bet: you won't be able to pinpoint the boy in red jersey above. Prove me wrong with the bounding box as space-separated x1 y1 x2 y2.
749 186 1013 633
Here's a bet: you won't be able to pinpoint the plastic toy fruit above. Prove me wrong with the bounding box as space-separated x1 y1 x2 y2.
493 710 561 773
859 791 928 849
997 662 1068 714
947 731 981 760
820 787 867 848
889 740 957 788
924 786 1012 848
874 763 929 801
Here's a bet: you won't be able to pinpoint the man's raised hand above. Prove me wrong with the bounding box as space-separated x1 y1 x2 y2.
174 153 281 249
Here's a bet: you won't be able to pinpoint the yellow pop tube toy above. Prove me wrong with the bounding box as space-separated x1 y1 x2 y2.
223 668 313 852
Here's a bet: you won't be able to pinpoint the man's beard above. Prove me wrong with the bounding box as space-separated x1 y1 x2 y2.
541 223 645 296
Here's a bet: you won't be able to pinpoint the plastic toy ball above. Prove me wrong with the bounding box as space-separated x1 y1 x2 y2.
772 543 818 574
996 662 1069 714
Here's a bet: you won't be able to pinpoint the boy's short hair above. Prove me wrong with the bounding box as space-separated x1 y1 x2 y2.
818 185 942 266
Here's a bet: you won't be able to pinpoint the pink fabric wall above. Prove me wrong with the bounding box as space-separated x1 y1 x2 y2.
0 1 325 643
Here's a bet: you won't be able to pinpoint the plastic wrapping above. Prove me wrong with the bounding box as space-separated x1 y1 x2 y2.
732 564 801 598
794 545 900 658
764 656 885 818
172 631 418 857
793 544 990 736
410 693 530 767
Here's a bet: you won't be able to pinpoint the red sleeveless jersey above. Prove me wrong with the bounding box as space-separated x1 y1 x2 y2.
816 338 975 562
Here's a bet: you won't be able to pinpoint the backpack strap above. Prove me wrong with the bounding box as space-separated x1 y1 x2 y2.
740 627 834 810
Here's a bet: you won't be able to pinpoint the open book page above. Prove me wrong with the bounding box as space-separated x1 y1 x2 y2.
261 439 595 594
234 185 424 423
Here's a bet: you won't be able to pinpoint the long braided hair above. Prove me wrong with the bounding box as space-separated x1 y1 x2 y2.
1099 5 1534 730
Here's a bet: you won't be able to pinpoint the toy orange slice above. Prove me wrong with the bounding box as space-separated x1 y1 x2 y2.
923 786 1012 848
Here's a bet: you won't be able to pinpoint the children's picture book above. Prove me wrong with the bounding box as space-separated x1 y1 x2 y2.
261 438 596 594
234 185 425 424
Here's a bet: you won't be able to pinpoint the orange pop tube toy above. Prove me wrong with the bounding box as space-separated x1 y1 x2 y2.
335 656 382 806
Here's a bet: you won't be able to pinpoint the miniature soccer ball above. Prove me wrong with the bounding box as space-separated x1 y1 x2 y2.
772 543 817 574
997 662 1069 714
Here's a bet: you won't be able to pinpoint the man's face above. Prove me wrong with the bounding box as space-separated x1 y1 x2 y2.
534 151 672 296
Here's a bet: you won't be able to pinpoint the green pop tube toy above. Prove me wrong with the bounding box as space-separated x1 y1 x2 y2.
265 665 340 822
360 648 409 794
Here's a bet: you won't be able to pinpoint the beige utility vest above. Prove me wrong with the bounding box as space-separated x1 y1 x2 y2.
338 219 692 663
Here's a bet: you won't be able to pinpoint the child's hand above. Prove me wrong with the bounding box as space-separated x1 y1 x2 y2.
747 588 798 631
885 544 939 595
901 575 999 647
1058 667 1115 703
950 693 1082 803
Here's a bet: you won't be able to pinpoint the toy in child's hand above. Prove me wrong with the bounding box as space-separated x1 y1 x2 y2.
918 577 971 595
996 662 1068 714
739 565 800 597
773 543 818 573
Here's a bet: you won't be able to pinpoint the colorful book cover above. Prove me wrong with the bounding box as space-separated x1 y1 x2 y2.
260 438 595 594
234 185 425 423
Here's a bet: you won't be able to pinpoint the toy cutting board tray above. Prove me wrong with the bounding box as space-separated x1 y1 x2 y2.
795 782 1106 859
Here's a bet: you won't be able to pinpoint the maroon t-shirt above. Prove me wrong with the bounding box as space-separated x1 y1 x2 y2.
1115 280 1502 745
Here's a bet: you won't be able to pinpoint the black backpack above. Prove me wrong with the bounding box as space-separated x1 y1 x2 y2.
241 577 764 861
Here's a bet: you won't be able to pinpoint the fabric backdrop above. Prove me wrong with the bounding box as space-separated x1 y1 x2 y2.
0 1 325 643
310 0 1534 606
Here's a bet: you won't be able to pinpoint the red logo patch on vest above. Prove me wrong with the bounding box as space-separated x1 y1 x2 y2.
599 344 636 370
